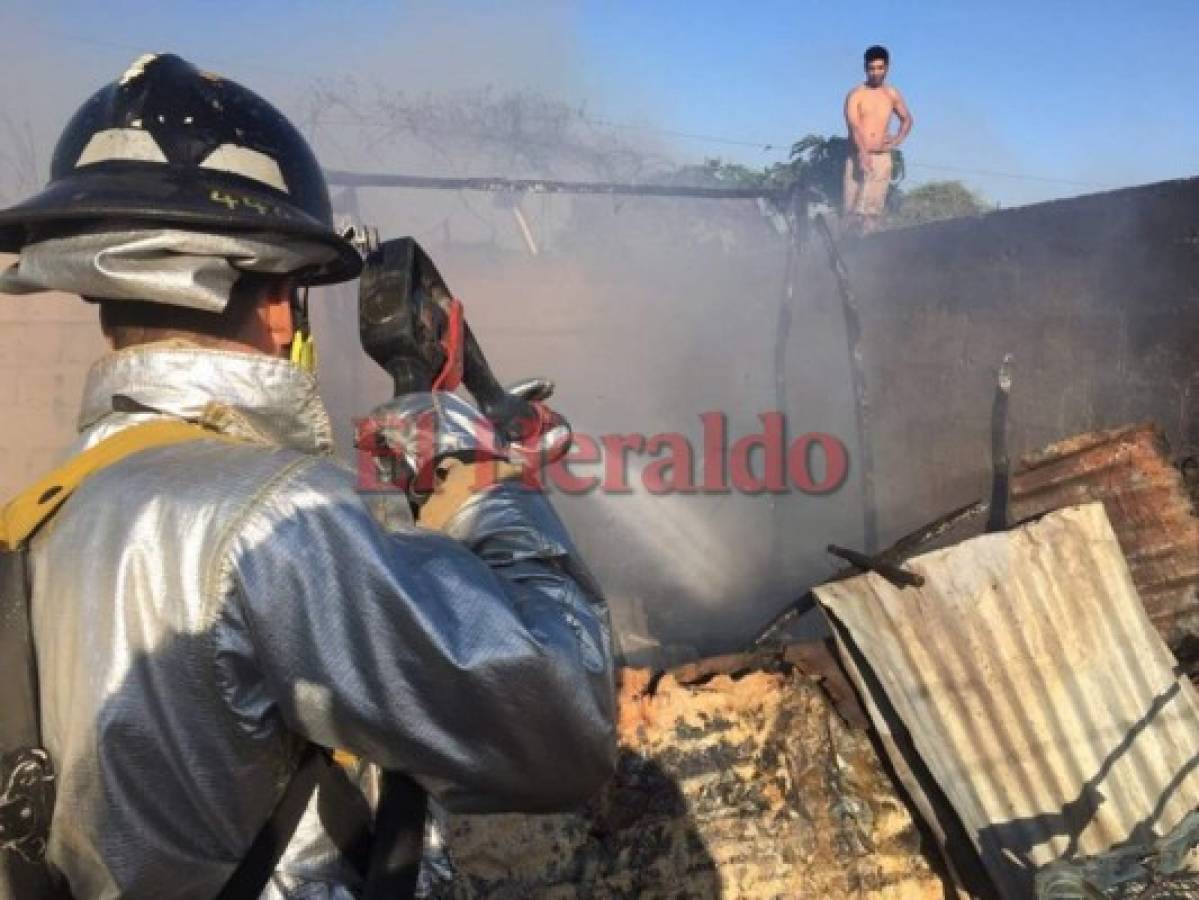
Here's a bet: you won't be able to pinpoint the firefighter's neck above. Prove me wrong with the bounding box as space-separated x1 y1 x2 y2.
102 295 295 358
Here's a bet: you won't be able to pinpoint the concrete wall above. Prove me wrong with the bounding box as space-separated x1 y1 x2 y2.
815 175 1199 546
0 272 105 499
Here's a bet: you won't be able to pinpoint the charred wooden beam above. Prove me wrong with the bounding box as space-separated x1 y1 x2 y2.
814 213 878 553
827 544 926 588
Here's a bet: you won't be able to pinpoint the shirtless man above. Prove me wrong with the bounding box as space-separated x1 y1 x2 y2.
843 45 913 234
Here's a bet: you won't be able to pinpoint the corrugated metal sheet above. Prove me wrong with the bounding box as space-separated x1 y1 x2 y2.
815 503 1199 899
1011 423 1199 671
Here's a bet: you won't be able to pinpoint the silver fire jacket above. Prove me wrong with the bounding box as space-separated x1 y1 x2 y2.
28 343 617 899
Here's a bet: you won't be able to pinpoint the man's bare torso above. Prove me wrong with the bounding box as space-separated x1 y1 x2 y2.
845 84 901 152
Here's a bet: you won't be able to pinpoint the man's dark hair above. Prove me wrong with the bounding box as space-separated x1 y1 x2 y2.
864 45 890 65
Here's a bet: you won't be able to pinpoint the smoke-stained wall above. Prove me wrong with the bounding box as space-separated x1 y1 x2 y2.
315 175 1199 666
830 175 1199 546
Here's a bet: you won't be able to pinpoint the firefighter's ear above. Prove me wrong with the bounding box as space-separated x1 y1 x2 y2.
254 280 297 356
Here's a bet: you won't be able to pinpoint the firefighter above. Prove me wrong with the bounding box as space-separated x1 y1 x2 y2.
0 54 616 898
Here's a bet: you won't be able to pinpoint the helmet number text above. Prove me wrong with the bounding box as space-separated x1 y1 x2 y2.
208 189 279 216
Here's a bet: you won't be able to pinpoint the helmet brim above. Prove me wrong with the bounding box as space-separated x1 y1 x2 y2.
0 165 362 286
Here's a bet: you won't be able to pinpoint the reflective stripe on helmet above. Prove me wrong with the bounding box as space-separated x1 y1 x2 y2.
76 129 168 167
75 131 290 195
199 144 289 193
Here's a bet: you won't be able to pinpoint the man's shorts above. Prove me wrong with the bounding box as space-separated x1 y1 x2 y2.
842 151 893 217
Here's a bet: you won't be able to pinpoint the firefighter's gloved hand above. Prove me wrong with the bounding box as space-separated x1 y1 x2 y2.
501 377 573 466
418 457 524 531
356 392 508 502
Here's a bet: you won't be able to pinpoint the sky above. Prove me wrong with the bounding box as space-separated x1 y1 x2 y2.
2 0 1197 207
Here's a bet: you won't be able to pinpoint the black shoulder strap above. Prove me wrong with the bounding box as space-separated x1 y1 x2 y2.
363 772 426 900
0 549 67 898
215 743 328 900
0 550 40 779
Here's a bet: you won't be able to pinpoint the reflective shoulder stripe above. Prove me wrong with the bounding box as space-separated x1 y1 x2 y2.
0 421 237 550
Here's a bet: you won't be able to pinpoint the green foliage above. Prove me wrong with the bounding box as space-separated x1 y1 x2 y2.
673 141 994 232
779 134 906 209
888 180 992 227
670 134 908 213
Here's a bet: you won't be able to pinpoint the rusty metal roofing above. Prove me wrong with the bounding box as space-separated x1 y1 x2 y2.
1011 423 1199 672
815 503 1199 898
